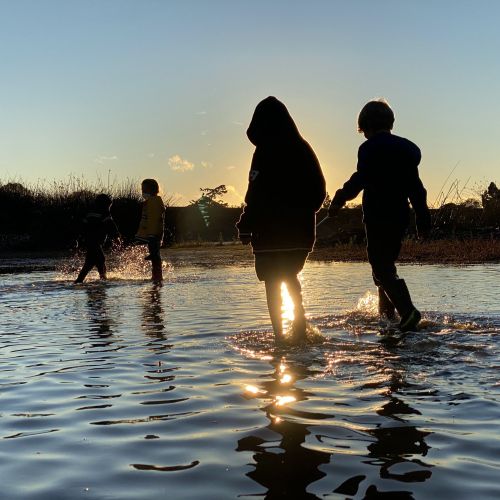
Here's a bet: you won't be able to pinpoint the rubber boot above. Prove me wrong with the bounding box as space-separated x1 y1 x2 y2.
151 260 163 284
290 304 307 344
382 279 421 332
378 286 396 320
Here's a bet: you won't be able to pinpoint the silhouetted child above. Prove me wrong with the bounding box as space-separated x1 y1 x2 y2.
135 178 165 283
328 99 431 331
237 97 326 343
75 193 120 283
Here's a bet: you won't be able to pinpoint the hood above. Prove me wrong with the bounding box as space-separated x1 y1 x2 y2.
247 96 302 146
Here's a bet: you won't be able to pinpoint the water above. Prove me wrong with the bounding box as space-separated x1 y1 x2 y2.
1 256 499 499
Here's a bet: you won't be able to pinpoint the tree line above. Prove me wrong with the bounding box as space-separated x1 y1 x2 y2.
0 180 498 251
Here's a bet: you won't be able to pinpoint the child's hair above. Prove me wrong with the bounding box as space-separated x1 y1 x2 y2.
94 193 112 211
141 178 159 195
358 99 394 133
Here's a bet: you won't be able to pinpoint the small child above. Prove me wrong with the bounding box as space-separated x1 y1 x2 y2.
135 178 165 283
75 193 120 283
237 97 326 344
328 99 431 331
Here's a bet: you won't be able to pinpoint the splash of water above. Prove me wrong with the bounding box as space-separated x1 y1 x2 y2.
356 290 379 315
55 245 172 281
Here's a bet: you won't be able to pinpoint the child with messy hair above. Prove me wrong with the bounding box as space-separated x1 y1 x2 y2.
328 99 431 331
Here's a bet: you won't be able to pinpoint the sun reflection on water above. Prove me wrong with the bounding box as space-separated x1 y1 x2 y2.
281 282 295 324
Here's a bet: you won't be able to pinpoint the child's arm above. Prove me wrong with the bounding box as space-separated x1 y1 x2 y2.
328 145 367 216
329 171 365 216
408 170 431 238
236 151 261 243
107 217 123 247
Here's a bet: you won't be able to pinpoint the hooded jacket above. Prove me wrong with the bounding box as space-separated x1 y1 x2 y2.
330 131 431 233
237 97 326 252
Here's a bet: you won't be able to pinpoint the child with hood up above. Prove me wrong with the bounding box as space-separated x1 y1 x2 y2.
237 97 326 343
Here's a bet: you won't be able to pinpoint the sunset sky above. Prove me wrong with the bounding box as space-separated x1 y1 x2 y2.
1 0 499 206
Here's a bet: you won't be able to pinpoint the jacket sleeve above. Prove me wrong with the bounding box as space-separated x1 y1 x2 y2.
236 151 260 236
329 144 368 210
104 216 120 239
330 171 365 209
303 142 326 212
408 168 431 235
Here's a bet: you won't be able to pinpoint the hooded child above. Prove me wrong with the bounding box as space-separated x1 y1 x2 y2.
237 96 326 343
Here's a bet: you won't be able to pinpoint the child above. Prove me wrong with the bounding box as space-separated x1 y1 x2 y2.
75 193 120 283
237 97 326 344
328 99 431 331
135 178 165 283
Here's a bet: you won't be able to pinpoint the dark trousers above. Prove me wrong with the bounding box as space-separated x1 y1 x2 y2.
76 245 106 282
147 237 161 264
365 223 405 288
147 237 163 282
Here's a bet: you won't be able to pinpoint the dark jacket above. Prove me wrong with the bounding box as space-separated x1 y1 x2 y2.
80 209 119 247
330 131 431 233
237 97 326 252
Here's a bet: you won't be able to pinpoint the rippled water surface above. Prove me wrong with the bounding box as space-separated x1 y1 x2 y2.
1 258 499 499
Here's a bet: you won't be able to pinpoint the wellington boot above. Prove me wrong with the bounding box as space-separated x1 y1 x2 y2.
378 286 396 320
151 261 163 284
399 308 421 332
383 279 421 332
291 319 307 344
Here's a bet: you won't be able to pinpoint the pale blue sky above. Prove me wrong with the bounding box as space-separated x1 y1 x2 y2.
1 0 499 205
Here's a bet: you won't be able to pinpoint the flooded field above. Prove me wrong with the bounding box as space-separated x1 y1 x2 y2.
1 254 499 499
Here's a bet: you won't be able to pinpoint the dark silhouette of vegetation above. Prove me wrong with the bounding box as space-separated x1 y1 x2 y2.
482 182 500 227
192 185 229 207
0 178 498 252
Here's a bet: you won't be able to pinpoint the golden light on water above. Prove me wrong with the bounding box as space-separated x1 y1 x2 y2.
245 384 261 395
275 395 296 406
280 373 292 384
281 282 295 322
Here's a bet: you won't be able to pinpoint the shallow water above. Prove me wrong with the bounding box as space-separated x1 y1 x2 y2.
1 257 499 499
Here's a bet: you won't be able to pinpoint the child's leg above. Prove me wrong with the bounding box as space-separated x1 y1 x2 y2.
148 237 163 282
378 286 396 319
265 279 283 338
366 224 420 329
284 275 306 336
75 250 95 283
95 247 107 280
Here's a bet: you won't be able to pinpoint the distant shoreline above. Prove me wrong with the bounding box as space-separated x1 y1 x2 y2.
1 239 499 274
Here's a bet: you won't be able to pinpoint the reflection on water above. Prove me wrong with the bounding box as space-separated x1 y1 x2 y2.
86 285 113 338
238 359 331 498
0 262 499 499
